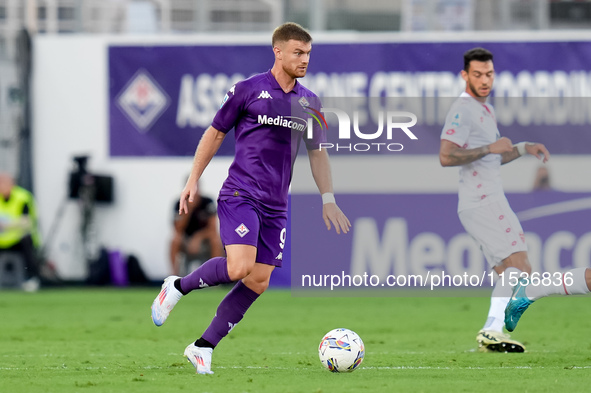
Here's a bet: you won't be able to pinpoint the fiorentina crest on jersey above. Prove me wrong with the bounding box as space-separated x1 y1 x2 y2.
298 96 310 108
116 69 170 132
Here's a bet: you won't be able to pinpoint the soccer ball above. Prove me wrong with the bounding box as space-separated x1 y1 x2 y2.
318 328 365 372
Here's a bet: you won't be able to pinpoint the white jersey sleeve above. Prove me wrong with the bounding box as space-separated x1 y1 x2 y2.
441 98 473 147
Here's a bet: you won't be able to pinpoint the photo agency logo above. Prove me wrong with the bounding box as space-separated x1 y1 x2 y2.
302 98 419 153
299 96 329 131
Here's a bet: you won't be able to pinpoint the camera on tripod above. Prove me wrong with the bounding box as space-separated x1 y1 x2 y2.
68 156 114 203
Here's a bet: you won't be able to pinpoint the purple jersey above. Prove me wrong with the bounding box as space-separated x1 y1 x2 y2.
212 70 325 211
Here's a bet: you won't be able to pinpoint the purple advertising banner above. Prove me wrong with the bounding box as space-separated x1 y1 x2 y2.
282 191 591 292
109 41 591 157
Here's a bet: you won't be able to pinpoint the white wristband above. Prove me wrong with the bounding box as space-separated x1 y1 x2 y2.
515 142 528 156
322 192 336 205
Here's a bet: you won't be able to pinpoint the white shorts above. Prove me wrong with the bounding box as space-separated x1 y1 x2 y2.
458 199 528 267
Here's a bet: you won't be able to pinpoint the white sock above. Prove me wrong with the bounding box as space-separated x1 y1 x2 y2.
482 267 521 332
526 267 590 300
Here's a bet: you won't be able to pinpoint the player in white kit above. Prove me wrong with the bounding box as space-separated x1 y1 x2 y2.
439 47 551 352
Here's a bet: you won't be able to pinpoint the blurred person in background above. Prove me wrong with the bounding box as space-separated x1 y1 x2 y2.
170 180 224 276
0 172 41 291
532 165 552 191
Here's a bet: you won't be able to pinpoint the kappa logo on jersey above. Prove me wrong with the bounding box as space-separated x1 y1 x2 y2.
257 90 273 99
198 278 209 288
228 322 237 334
116 69 170 132
275 252 283 260
235 223 250 237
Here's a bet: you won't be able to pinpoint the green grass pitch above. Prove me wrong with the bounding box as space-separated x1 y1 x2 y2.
1 287 590 392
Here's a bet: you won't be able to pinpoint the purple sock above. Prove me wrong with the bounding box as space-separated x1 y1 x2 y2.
201 281 260 346
180 257 232 293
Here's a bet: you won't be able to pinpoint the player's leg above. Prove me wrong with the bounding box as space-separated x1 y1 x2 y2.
485 253 531 330
177 196 261 292
151 197 258 326
460 202 528 352
184 205 285 374
476 251 529 352
151 254 238 327
505 267 591 332
527 267 591 299
489 251 531 328
185 262 274 374
177 245 248 294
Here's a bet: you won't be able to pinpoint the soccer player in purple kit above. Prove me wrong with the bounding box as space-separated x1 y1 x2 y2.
150 22 351 374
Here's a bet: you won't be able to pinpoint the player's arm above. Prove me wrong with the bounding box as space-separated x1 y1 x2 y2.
501 142 550 165
179 126 226 214
307 149 351 234
439 137 514 167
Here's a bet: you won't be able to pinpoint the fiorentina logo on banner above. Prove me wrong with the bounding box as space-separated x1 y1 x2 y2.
116 69 170 132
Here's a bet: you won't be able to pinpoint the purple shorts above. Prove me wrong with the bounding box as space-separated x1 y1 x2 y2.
217 195 287 267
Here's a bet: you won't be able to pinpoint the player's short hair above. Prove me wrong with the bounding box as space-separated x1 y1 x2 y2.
463 48 493 71
272 22 312 47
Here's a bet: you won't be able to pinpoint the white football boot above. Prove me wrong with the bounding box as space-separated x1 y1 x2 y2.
184 343 214 374
151 275 182 326
476 329 525 353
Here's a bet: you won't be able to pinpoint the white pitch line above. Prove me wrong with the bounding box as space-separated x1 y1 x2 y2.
1 365 591 371
2 348 564 361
